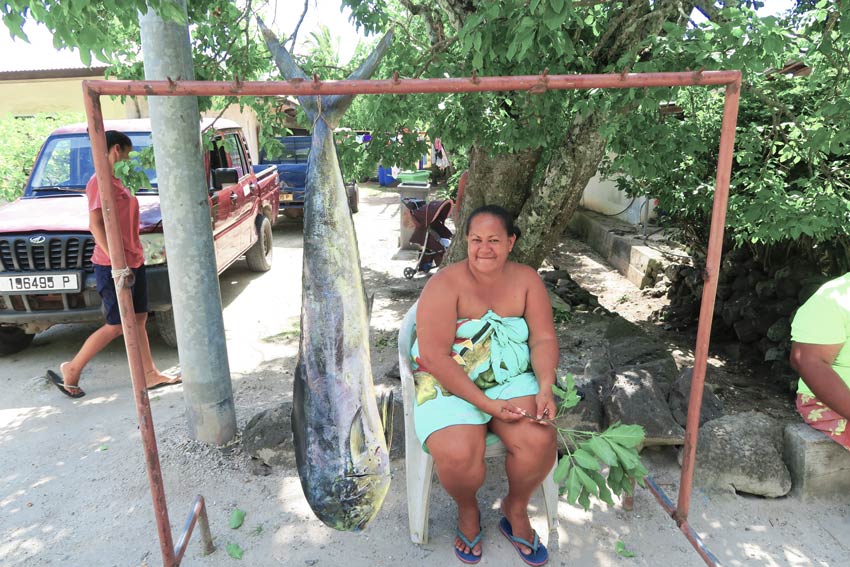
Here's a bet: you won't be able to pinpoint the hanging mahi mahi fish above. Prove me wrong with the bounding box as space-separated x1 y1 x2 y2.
259 19 394 532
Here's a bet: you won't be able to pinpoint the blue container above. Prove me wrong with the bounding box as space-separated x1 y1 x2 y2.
378 166 386 186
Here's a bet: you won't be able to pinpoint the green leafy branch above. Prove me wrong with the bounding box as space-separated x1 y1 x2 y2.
114 147 156 195
550 373 647 511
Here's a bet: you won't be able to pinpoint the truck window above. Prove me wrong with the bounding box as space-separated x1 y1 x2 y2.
222 133 247 177
27 133 156 195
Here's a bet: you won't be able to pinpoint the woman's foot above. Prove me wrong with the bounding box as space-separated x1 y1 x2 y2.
145 369 182 390
501 495 535 555
455 505 482 560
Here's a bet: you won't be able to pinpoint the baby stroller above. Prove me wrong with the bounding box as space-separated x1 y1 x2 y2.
402 198 453 279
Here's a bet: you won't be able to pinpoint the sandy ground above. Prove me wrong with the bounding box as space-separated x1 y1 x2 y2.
2 186 848 567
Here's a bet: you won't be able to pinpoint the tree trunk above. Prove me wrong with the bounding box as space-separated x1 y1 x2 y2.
445 144 541 264
440 0 695 269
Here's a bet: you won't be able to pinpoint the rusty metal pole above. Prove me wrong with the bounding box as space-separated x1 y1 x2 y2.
676 77 742 524
83 88 176 566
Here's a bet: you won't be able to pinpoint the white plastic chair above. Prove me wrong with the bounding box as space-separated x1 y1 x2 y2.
398 302 560 544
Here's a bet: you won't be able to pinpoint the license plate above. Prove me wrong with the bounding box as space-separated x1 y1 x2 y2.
281 193 294 201
0 273 81 294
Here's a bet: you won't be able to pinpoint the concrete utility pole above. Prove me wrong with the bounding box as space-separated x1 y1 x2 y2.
139 1 236 444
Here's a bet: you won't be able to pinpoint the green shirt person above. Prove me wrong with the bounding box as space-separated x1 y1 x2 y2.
790 272 850 450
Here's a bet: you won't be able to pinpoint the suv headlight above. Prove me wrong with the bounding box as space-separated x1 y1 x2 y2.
140 233 167 265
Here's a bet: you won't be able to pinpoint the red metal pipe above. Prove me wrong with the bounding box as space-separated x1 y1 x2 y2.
675 79 742 523
82 70 740 98
174 495 215 563
645 477 720 567
83 90 177 567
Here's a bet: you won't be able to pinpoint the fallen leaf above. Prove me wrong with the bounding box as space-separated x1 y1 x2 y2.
226 543 244 559
615 539 635 558
229 508 246 529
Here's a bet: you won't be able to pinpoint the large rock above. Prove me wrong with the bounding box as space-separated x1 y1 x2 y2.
668 367 724 428
687 412 791 497
605 369 685 446
553 373 608 436
243 402 296 469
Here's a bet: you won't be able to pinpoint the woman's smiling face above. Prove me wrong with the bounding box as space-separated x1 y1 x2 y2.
466 213 515 273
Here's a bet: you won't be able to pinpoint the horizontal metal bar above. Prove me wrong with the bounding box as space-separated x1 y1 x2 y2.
84 70 741 98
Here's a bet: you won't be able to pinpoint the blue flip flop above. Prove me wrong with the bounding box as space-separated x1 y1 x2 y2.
455 525 483 564
498 516 548 566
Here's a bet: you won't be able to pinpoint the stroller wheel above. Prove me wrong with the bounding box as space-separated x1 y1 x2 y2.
403 267 417 280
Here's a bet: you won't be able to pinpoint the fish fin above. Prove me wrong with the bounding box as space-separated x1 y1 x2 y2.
348 406 367 473
377 391 394 454
322 28 394 125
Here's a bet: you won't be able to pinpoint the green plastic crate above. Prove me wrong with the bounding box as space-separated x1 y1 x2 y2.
396 170 431 184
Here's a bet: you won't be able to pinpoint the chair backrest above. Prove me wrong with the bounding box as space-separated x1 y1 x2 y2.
398 302 421 457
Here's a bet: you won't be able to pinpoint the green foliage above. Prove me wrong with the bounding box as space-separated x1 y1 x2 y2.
601 2 850 267
0 112 85 202
551 374 647 511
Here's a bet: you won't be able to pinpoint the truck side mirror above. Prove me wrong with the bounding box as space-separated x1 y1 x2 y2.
211 167 239 190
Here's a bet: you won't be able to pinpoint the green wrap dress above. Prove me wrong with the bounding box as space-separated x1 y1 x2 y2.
410 310 540 448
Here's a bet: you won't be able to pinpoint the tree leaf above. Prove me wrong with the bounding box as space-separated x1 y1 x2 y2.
602 423 645 448
615 540 636 558
566 467 581 505
229 508 246 529
585 436 618 466
572 448 600 470
553 455 571 484
587 470 614 506
226 543 244 559
574 466 598 497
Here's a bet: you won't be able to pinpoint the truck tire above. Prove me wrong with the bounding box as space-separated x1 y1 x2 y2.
0 326 35 356
347 183 359 214
155 308 178 348
246 215 273 272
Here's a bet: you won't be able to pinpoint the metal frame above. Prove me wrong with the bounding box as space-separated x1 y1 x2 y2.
82 69 740 567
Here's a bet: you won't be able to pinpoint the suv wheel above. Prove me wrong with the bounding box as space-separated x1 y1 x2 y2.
346 182 359 214
246 216 273 272
155 308 178 348
0 326 35 356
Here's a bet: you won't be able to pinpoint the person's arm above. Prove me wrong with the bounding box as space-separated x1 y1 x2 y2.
415 270 524 422
522 267 559 421
790 342 850 420
89 208 110 260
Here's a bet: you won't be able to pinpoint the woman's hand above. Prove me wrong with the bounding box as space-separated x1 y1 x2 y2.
487 399 526 423
534 388 557 423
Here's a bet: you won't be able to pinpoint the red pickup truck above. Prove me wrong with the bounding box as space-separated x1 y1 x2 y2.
0 118 280 353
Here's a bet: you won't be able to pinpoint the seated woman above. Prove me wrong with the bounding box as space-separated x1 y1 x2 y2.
789 271 850 451
411 205 557 565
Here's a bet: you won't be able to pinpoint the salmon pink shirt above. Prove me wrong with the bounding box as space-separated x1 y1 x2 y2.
85 175 145 269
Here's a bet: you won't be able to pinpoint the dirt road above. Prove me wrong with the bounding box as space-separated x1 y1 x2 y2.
2 187 847 566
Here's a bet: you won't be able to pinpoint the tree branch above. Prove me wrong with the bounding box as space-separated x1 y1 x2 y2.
289 0 310 52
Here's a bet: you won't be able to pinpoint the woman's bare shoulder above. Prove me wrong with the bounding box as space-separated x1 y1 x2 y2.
507 261 543 283
420 262 466 300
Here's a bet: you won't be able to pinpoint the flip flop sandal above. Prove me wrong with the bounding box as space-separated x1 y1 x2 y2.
147 377 182 391
499 516 548 566
455 525 483 564
47 370 85 398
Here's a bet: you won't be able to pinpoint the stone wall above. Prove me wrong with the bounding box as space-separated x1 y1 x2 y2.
663 246 832 380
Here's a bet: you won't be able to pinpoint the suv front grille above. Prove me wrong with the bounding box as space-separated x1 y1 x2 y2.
0 234 95 272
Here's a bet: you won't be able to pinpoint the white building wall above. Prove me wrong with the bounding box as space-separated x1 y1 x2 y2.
580 171 656 226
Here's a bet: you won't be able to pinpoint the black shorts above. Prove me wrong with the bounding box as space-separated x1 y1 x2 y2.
94 264 149 325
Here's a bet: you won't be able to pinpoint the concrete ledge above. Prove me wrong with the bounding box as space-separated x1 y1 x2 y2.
783 423 850 501
568 209 667 288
